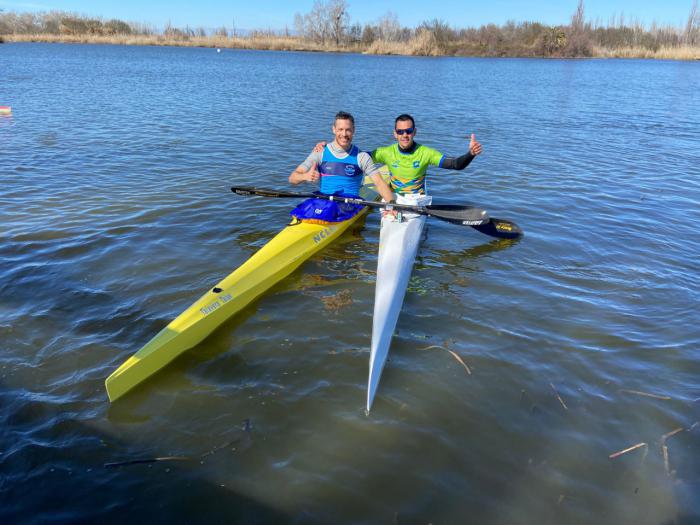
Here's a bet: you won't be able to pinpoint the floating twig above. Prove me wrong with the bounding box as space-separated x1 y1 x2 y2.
421 345 445 351
106 419 253 467
201 419 252 459
662 444 671 476
550 382 568 410
609 442 647 459
619 389 671 401
421 345 471 375
105 456 190 468
200 438 241 459
447 350 472 375
661 427 684 442
641 443 649 463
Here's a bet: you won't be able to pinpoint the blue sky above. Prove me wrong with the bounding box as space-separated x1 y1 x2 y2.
0 0 695 30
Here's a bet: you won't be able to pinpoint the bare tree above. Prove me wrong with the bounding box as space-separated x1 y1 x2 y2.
377 11 401 41
566 0 592 56
571 0 585 31
303 0 330 43
685 0 699 44
329 0 348 45
294 12 304 37
296 0 348 44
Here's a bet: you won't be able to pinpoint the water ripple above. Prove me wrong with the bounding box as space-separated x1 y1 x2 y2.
1 45 699 524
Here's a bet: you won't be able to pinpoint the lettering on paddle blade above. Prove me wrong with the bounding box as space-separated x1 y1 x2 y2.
461 220 484 225
495 222 513 231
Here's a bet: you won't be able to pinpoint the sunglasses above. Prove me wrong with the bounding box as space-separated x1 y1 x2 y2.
395 127 415 135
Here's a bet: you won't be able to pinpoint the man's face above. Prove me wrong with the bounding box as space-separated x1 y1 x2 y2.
394 119 416 149
332 118 354 149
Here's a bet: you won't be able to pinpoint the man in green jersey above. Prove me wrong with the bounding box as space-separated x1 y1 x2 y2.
374 113 482 199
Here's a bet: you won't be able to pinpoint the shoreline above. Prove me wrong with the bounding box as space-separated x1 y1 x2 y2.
4 34 700 61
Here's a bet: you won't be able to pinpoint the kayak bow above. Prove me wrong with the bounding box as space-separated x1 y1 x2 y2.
105 191 373 402
367 197 429 412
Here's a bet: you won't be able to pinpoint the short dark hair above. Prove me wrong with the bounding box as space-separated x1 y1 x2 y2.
334 111 355 126
395 114 415 128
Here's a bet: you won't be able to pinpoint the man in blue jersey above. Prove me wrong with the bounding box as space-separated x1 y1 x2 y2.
289 111 394 223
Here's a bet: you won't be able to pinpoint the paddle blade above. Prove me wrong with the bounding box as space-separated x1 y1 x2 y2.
472 217 523 239
424 204 489 226
231 186 310 199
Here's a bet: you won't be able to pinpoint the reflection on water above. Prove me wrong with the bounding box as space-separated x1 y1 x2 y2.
1 44 699 524
425 236 521 267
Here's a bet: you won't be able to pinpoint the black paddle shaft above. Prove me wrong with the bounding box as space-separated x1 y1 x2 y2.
231 186 523 238
231 186 489 225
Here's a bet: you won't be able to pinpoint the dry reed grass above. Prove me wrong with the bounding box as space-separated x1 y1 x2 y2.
594 44 700 60
364 29 440 56
5 34 700 60
5 33 350 52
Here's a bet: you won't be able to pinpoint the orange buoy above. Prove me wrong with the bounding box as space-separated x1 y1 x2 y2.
0 106 11 116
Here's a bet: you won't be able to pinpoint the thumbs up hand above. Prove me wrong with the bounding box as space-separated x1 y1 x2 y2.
469 133 483 156
306 163 320 183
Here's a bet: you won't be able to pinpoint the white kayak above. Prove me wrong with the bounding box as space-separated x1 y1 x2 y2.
367 193 432 412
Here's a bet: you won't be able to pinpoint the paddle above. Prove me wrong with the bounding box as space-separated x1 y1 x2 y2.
472 218 523 239
231 186 489 226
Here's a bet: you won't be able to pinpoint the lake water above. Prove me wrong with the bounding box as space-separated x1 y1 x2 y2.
1 43 699 524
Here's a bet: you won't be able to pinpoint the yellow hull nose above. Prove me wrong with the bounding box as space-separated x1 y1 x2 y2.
105 202 371 402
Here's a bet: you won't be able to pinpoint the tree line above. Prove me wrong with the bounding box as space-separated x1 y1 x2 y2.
1 0 699 57
293 0 699 56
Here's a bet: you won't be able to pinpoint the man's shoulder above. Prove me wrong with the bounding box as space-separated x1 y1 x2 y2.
415 143 437 153
326 142 362 157
305 148 324 160
416 143 443 159
373 144 396 159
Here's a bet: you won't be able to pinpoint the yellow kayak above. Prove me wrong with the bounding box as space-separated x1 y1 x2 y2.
105 191 373 402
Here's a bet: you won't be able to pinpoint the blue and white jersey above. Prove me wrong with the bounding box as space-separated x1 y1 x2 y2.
299 141 380 196
318 144 363 195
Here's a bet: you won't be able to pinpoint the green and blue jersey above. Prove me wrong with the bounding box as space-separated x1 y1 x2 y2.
372 143 444 194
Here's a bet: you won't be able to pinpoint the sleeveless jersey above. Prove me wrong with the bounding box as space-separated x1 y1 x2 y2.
319 144 363 196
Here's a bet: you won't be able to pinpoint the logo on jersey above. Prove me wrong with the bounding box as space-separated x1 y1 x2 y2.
344 165 357 176
392 162 399 168
412 161 420 168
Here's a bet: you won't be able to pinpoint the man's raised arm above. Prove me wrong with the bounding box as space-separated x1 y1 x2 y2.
440 133 482 170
